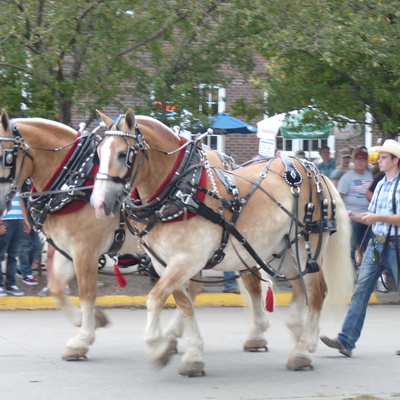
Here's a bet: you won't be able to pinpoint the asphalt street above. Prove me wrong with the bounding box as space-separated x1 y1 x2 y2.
1 305 400 400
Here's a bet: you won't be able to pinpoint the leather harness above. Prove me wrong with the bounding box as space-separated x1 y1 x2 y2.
102 122 337 281
1 121 128 262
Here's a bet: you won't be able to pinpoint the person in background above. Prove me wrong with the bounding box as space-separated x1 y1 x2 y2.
275 148 281 157
315 145 336 178
18 179 42 286
0 194 29 296
338 147 373 270
223 271 240 294
320 139 400 357
294 149 306 159
331 148 352 188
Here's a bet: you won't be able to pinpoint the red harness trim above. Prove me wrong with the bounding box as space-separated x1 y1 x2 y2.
32 132 99 216
131 136 206 222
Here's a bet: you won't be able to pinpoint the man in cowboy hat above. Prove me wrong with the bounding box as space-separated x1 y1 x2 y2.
320 139 400 357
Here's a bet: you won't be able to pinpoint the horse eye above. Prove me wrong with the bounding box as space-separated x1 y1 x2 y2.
118 151 127 161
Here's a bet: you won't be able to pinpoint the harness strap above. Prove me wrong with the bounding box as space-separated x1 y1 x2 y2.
186 195 284 278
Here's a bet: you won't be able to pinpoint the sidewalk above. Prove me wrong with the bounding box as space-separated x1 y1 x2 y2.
1 266 398 310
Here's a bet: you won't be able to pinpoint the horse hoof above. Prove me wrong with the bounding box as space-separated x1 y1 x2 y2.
94 309 109 328
178 361 205 377
286 355 313 371
243 338 268 352
62 347 88 361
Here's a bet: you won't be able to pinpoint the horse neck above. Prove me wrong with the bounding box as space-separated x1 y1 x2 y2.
133 122 182 202
17 119 77 192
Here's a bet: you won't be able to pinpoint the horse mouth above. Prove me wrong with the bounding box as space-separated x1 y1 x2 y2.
92 199 121 219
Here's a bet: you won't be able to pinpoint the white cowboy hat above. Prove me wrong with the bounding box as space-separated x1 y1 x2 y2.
373 139 400 159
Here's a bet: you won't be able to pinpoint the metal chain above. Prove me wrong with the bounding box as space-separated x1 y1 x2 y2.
201 150 225 218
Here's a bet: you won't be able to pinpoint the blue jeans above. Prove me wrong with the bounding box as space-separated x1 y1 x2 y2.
337 238 399 353
19 230 43 278
351 221 371 266
223 271 238 290
0 219 23 287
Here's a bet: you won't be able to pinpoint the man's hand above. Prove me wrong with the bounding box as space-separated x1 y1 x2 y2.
360 212 376 225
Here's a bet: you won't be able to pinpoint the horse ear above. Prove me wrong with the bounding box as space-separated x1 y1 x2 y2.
0 109 10 132
96 109 114 129
125 109 136 131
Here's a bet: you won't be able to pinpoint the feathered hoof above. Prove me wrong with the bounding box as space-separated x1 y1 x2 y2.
94 309 109 328
243 338 268 352
62 347 88 361
178 361 205 377
286 355 313 371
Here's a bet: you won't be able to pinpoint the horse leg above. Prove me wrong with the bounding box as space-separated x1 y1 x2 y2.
61 251 107 360
286 270 327 371
173 288 205 377
285 277 306 342
49 251 82 327
241 268 270 352
144 268 204 375
162 273 202 353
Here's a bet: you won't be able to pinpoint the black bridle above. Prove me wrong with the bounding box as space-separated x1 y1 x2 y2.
94 115 149 199
0 120 33 204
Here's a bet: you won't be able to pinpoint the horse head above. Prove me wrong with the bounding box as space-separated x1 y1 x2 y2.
0 110 81 217
0 109 24 215
91 109 181 219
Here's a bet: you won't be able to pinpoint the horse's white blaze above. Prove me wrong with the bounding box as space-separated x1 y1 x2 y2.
98 139 114 174
91 139 115 218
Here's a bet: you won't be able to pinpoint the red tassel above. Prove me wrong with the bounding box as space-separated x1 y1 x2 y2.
113 263 128 288
265 286 274 312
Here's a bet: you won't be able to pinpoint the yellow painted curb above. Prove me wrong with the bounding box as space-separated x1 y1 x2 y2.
0 292 378 310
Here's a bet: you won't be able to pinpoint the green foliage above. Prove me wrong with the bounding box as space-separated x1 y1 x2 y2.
0 0 255 127
246 0 400 137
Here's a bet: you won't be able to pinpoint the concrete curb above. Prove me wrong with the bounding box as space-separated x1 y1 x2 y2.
0 292 381 310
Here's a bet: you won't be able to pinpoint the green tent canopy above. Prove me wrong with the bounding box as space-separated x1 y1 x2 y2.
280 110 332 139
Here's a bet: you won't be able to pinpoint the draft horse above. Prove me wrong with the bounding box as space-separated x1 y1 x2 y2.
91 109 354 375
0 110 197 360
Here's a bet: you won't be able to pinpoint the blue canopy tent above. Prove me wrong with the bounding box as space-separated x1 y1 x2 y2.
198 112 257 134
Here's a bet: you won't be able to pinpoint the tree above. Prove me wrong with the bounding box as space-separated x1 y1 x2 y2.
0 0 256 128
245 0 400 138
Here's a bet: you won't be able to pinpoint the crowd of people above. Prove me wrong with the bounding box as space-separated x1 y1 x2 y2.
0 179 54 297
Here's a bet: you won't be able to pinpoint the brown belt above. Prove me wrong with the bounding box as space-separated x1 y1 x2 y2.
372 234 397 244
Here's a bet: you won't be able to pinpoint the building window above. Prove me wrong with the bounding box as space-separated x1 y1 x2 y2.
189 85 224 152
303 139 328 152
199 86 219 116
276 136 292 152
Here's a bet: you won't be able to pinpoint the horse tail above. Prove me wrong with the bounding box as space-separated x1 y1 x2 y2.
321 178 354 308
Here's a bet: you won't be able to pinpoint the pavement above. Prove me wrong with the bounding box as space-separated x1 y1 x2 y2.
2 306 400 400
1 266 399 310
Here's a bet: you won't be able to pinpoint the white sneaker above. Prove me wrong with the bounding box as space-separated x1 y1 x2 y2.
37 287 49 297
38 286 70 296
0 287 7 297
376 280 389 293
22 275 39 286
5 285 25 296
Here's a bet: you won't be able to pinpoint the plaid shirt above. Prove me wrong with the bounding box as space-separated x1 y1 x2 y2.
369 172 400 236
